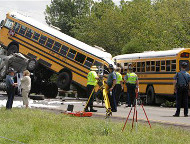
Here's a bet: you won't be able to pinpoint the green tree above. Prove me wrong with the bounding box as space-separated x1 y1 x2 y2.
45 0 92 36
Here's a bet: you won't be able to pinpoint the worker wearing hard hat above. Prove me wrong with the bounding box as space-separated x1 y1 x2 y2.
124 64 139 107
115 67 124 106
85 65 99 112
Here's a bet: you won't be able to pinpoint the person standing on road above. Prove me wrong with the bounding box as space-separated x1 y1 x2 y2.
115 67 124 106
21 70 31 108
6 68 17 109
173 62 190 117
124 65 139 107
85 66 99 112
107 64 117 112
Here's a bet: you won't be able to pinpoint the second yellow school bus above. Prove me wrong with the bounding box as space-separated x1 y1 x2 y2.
0 12 114 97
113 48 190 104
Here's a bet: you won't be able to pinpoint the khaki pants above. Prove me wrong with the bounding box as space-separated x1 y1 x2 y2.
22 90 29 105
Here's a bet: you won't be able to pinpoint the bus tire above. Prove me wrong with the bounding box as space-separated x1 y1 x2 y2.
146 86 155 105
57 72 71 90
27 59 38 71
7 45 18 55
43 82 58 98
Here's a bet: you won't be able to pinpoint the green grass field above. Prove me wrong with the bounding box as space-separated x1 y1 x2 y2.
0 108 189 144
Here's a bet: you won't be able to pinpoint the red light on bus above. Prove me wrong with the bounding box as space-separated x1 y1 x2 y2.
181 52 189 58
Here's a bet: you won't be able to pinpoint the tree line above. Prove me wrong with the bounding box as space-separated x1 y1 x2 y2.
45 0 190 56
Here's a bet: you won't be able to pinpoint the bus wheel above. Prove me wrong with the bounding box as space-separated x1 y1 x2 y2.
57 72 71 90
43 83 58 98
7 45 18 55
146 86 155 105
27 59 38 71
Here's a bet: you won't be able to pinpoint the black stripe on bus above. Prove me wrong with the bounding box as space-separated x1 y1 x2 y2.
139 82 173 85
9 36 88 76
139 77 174 80
136 72 176 74
27 53 37 59
12 34 90 74
10 39 87 79
5 18 106 62
38 58 52 68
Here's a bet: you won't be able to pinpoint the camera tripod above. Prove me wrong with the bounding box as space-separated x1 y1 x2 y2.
122 91 151 132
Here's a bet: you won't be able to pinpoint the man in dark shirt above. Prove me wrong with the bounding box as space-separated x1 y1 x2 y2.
6 68 17 109
107 64 117 112
173 62 190 117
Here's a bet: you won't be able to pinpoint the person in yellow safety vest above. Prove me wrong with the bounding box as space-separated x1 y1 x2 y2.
115 67 124 106
124 65 139 107
85 65 99 112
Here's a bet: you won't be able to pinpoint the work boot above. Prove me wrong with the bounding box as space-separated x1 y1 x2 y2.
84 108 90 112
90 108 97 112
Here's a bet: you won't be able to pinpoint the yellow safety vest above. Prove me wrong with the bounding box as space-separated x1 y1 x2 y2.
127 73 137 84
116 72 122 84
87 71 98 86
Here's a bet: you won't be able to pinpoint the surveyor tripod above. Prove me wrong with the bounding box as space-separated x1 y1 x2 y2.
122 90 151 132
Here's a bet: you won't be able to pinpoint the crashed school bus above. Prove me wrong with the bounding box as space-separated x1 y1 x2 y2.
113 48 190 104
0 12 114 98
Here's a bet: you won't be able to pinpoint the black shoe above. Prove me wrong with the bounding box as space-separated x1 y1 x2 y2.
90 109 97 112
112 109 117 112
184 115 188 117
84 109 90 112
173 114 179 117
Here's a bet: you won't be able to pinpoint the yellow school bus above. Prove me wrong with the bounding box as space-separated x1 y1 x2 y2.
113 48 190 104
0 12 114 97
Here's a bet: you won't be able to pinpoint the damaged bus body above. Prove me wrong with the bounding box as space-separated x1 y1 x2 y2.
0 12 114 98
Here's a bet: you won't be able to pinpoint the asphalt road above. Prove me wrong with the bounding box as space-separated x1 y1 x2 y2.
0 93 189 128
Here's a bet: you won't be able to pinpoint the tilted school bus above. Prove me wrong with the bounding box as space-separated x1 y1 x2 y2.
113 48 190 104
0 12 114 98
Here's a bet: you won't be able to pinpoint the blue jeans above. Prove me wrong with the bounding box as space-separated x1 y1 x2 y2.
6 87 15 109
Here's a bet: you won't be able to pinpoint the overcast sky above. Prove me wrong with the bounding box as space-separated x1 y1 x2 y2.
0 0 122 25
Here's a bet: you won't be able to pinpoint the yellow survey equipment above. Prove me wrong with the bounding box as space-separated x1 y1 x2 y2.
102 80 112 117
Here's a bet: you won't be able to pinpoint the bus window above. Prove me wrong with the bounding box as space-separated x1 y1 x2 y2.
45 38 54 49
137 62 140 72
142 62 145 72
161 60 165 71
166 60 171 71
60 45 69 56
151 61 155 71
39 35 47 45
84 57 94 68
171 60 176 72
75 52 86 64
25 28 34 39
124 63 128 66
146 61 150 72
179 60 189 71
32 32 40 41
104 65 109 74
13 22 20 33
4 19 14 29
67 49 76 59
19 25 27 35
156 61 160 72
53 42 61 52
94 61 103 67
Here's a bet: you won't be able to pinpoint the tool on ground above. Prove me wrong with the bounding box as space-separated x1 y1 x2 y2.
122 89 151 132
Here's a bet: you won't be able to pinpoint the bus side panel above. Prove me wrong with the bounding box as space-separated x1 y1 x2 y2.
0 28 12 47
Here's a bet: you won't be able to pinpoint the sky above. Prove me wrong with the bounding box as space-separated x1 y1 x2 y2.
0 0 122 25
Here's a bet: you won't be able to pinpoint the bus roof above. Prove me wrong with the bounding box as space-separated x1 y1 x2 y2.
8 12 112 62
113 48 186 61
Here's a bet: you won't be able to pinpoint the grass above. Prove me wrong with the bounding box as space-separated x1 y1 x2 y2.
0 108 189 144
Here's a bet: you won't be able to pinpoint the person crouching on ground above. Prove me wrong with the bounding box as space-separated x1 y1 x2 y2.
85 66 99 112
6 68 17 109
21 70 31 108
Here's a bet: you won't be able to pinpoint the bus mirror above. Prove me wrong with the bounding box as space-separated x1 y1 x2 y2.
0 20 4 27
